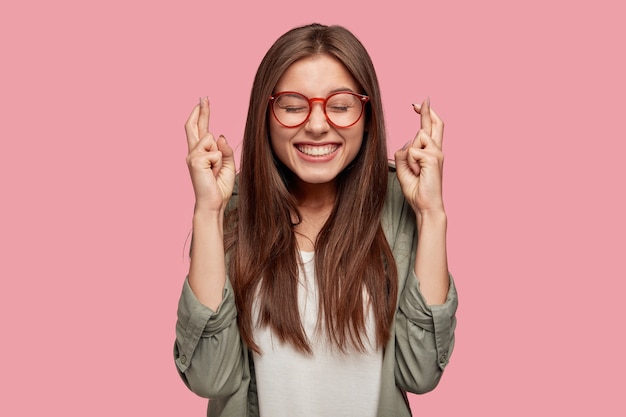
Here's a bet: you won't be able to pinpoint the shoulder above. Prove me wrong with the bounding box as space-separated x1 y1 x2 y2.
225 174 240 215
382 162 416 244
383 162 407 217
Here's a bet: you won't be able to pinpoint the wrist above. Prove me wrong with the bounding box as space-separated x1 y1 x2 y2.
416 208 447 228
193 204 225 223
193 196 228 214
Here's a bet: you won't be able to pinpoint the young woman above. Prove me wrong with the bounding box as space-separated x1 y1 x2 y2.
175 23 458 417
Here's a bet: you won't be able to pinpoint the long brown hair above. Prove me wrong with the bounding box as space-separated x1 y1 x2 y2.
226 23 398 354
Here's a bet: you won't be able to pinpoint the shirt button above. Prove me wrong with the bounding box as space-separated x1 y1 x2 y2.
181 355 187 364
439 353 447 364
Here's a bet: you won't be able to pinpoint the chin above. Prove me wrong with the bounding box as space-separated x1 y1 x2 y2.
292 168 343 185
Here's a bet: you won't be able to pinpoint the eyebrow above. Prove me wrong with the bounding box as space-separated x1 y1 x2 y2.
329 87 356 94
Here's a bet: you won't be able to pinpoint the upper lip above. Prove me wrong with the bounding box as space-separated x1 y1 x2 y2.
294 141 340 146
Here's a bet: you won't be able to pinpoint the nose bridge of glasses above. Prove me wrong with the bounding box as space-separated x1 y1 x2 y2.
308 97 326 112
308 97 326 105
307 97 328 121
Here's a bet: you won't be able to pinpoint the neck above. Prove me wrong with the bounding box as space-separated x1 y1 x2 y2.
292 179 337 210
291 180 336 252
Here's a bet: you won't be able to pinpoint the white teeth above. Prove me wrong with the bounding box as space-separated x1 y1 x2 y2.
297 144 338 156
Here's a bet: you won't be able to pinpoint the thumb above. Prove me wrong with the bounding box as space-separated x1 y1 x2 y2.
407 147 421 176
394 141 411 166
217 135 236 171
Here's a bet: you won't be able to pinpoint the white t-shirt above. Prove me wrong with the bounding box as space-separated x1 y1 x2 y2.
252 251 383 417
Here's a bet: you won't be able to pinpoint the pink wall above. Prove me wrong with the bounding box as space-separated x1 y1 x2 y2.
1 0 624 415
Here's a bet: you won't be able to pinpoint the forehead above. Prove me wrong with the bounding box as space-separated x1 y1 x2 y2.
274 54 360 96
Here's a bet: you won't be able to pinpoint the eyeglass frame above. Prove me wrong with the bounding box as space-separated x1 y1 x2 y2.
269 91 370 129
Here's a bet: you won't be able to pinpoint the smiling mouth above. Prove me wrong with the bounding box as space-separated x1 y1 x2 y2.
296 144 339 157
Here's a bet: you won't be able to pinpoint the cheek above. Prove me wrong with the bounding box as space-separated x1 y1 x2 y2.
347 127 366 153
268 125 293 166
350 139 364 160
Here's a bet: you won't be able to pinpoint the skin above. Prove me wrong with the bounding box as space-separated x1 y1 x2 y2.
184 58 449 309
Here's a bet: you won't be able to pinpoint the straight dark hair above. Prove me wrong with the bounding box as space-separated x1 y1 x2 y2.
226 23 398 354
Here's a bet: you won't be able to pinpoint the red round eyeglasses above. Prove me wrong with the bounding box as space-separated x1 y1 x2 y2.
269 91 369 128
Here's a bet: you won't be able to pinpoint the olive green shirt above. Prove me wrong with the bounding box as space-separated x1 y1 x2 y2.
174 171 458 416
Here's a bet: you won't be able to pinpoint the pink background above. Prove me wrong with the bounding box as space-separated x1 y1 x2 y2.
1 0 624 415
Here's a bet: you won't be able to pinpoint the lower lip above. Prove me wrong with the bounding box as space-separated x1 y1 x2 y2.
296 145 340 162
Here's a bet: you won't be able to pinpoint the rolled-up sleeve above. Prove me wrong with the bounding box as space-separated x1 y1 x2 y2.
395 272 457 393
174 277 244 399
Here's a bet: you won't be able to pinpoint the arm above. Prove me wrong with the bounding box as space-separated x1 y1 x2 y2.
414 210 448 305
386 184 458 394
394 98 448 304
174 97 243 398
392 99 457 392
185 97 236 310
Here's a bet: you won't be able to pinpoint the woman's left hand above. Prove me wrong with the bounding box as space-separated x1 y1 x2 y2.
394 98 445 214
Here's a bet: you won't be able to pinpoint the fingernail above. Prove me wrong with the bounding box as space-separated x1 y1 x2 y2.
411 103 420 107
220 135 227 143
401 140 411 150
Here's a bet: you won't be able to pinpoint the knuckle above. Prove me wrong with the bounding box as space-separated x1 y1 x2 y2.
187 154 204 168
186 156 198 168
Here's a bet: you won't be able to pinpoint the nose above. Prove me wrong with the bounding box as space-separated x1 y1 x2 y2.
305 101 330 134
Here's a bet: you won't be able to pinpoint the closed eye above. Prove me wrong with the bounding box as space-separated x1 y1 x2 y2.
281 106 308 113
327 105 352 112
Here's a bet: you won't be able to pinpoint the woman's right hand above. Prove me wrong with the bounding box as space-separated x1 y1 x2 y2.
184 97 236 212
